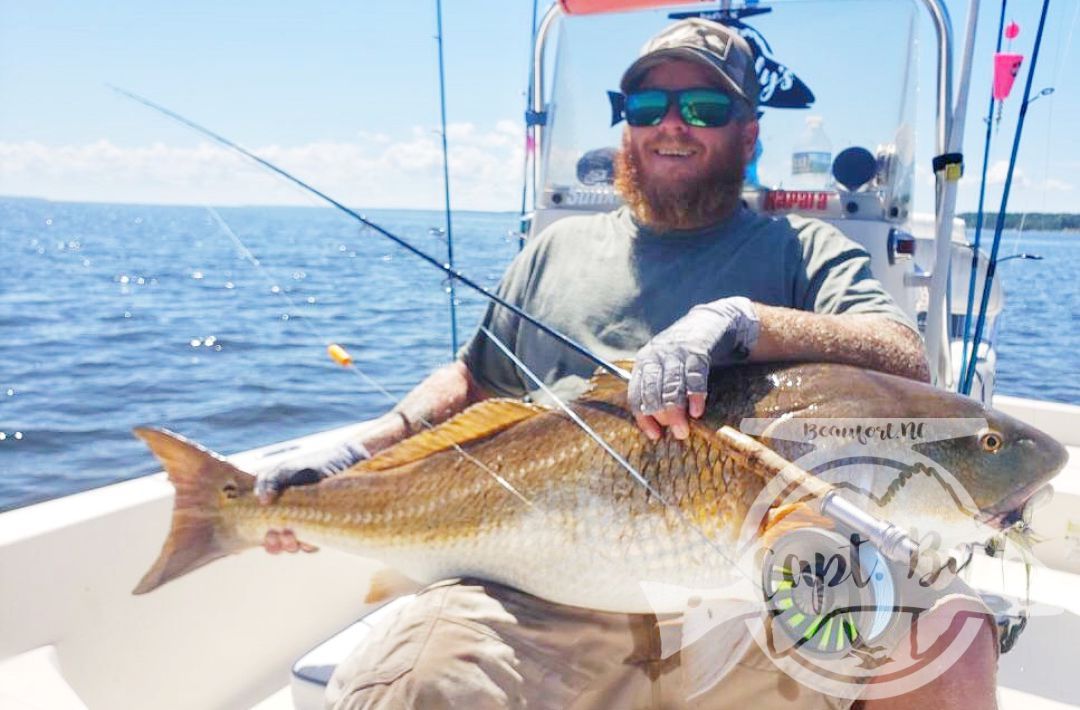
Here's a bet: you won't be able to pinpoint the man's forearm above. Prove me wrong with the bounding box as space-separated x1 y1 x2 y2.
360 360 491 455
750 305 930 382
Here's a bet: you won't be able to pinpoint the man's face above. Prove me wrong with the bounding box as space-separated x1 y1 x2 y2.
615 59 759 230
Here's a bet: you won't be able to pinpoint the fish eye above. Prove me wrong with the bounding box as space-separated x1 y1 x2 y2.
979 430 1004 453
222 481 239 498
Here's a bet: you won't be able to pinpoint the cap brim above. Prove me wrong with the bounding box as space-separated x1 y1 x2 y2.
619 47 750 104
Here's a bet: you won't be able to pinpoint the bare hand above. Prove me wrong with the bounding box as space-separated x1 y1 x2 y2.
629 297 759 441
255 440 369 554
633 392 707 441
263 529 319 554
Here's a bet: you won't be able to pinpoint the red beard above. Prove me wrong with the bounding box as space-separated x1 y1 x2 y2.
614 131 747 232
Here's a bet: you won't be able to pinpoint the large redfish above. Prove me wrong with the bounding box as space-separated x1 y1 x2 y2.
132 363 1067 612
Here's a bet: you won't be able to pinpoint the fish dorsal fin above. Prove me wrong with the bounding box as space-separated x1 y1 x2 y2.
358 399 548 472
582 360 635 401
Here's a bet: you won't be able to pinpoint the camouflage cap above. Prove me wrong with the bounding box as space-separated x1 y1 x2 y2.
620 18 760 109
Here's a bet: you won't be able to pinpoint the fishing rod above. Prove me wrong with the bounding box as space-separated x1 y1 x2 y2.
108 85 630 383
205 198 755 586
125 87 759 586
959 0 1009 391
517 0 542 251
433 0 460 355
961 0 1053 395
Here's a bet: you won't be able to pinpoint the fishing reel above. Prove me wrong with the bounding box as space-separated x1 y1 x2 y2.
761 527 902 657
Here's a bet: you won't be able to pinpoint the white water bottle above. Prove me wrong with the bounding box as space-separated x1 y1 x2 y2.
790 116 833 190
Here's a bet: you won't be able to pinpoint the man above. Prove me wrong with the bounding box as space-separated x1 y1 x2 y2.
259 19 997 710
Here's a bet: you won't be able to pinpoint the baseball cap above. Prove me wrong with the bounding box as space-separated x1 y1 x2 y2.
620 18 760 109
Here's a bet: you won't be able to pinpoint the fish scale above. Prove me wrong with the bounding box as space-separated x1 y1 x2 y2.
185 398 755 610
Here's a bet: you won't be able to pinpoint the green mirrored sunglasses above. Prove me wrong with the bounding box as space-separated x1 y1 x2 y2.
608 88 737 128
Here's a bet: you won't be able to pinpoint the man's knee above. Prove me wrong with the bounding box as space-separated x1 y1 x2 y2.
327 583 526 710
333 657 518 710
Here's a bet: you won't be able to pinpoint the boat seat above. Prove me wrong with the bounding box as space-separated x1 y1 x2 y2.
290 595 416 710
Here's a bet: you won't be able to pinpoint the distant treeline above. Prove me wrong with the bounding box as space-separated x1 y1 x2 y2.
958 213 1080 231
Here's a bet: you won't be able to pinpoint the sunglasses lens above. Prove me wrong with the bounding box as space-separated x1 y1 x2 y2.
624 90 670 127
679 89 733 127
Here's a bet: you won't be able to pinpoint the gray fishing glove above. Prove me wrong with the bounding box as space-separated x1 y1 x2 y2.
255 439 370 503
629 296 761 415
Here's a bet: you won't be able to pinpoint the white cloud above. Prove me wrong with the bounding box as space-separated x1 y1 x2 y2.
984 159 1029 187
1039 177 1072 192
0 121 526 211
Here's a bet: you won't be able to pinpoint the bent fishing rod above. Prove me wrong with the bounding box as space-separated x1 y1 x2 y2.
109 85 630 383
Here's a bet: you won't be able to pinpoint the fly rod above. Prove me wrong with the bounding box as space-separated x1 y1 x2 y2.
109 85 630 382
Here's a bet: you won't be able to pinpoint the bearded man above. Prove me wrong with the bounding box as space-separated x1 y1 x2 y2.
257 18 999 710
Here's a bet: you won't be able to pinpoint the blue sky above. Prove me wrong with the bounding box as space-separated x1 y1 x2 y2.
1 0 1076 213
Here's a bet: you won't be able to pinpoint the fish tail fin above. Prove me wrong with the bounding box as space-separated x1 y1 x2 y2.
132 427 256 594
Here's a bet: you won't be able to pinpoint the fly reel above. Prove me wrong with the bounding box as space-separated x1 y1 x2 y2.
761 527 900 656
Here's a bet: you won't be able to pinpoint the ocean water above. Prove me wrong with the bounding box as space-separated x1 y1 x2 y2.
0 197 519 511
1 196 1078 511
992 230 1080 406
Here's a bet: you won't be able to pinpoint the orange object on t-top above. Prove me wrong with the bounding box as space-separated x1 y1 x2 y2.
558 0 710 16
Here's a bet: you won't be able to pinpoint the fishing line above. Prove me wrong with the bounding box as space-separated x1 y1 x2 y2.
213 207 675 537
205 208 680 577
214 196 744 584
479 325 760 588
480 328 664 504
1008 0 1074 258
211 205 753 594
110 85 629 383
205 207 534 508
193 111 831 606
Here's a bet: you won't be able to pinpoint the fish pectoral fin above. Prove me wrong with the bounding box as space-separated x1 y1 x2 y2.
759 503 834 549
357 400 548 473
364 568 423 604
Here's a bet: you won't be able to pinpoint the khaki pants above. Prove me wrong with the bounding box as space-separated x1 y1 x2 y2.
326 579 858 710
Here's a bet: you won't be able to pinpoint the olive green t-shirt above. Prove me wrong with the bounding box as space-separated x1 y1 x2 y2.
460 206 913 399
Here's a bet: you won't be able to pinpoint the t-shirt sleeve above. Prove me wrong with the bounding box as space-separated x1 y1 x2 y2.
793 218 918 332
457 237 543 398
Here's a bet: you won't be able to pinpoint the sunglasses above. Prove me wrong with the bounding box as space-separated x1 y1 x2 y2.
608 88 738 128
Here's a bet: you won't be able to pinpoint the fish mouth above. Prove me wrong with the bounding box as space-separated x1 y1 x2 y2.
979 481 1055 528
979 506 1026 531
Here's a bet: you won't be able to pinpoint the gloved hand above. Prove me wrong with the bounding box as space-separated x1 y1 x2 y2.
255 439 370 504
629 296 760 440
